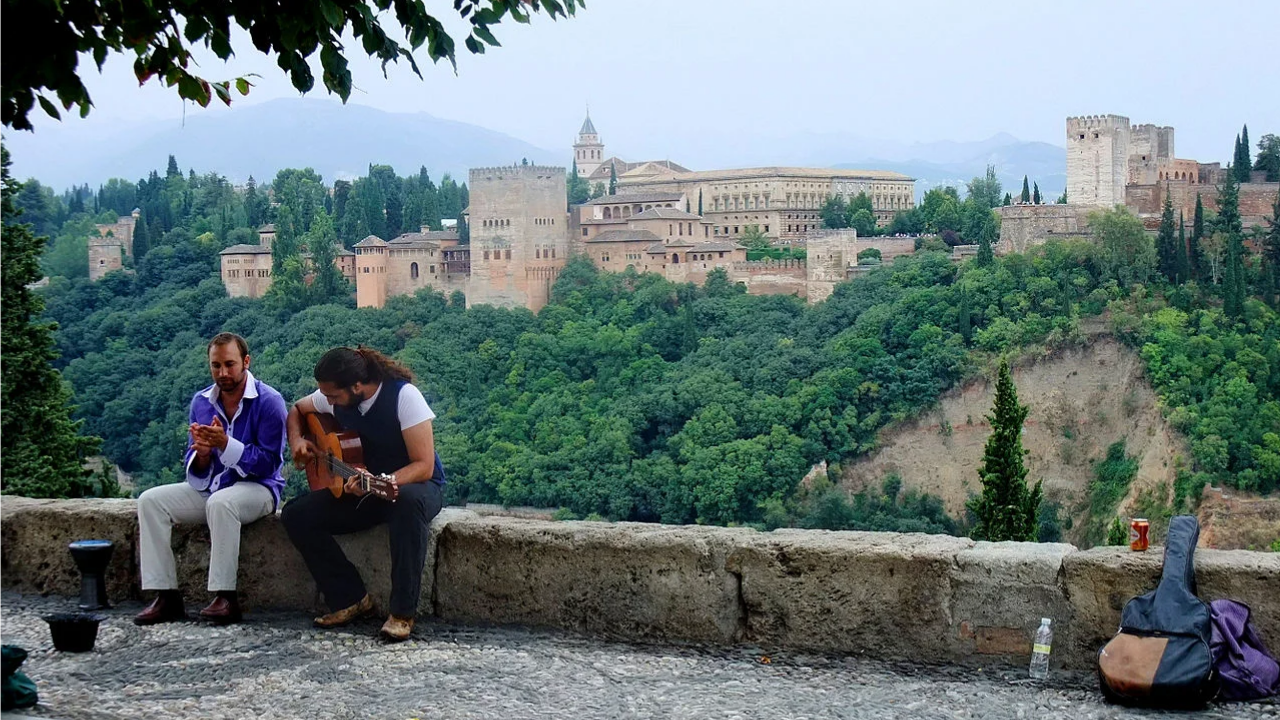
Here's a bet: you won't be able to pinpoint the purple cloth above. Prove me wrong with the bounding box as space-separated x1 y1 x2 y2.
1210 599 1280 701
184 372 288 510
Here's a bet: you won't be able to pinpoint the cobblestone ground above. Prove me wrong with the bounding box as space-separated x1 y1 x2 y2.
2 592 1275 720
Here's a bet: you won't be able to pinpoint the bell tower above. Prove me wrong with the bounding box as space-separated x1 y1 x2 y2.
573 110 604 178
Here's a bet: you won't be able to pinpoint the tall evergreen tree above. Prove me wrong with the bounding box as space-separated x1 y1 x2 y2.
1176 212 1190 285
1032 182 1041 205
1 148 100 498
1235 125 1252 182
1020 176 1030 203
698 189 704 216
244 176 264 229
132 210 151 259
305 211 348 303
273 204 300 272
966 360 1042 542
1002 192 1012 207
1264 191 1280 308
976 214 996 267
1219 171 1246 318
166 154 180 178
1190 193 1205 279
1156 188 1179 283
609 163 617 196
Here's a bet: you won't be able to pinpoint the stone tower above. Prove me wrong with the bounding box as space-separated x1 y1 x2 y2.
466 165 569 312
1066 115 1131 208
88 235 124 281
573 112 604 178
805 228 858 303
354 235 389 308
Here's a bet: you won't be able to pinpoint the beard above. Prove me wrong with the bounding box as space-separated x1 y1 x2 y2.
216 374 245 392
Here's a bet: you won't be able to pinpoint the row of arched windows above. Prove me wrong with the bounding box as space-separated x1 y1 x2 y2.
483 219 510 228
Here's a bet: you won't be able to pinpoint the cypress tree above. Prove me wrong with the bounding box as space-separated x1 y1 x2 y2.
1219 172 1245 318
1235 125 1252 183
1156 188 1178 282
1 148 101 498
1032 182 1041 205
1003 192 1012 207
1177 212 1190 284
976 213 996 267
957 283 973 343
698 189 704 216
609 163 617 196
1020 176 1031 203
1190 193 1205 279
966 360 1042 542
132 210 151 259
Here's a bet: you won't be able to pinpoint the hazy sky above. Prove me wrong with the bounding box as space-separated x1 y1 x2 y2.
13 0 1280 164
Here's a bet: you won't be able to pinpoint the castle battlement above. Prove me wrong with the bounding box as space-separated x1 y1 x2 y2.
1066 114 1131 132
470 165 567 180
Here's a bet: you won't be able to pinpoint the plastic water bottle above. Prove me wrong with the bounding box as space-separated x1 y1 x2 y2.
1029 617 1053 680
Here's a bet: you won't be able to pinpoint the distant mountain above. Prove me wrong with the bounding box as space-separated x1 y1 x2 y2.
5 98 559 189
832 137 1066 202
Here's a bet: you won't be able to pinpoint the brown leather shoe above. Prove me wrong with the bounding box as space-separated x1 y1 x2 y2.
134 592 187 626
199 594 243 625
313 594 374 628
380 614 414 642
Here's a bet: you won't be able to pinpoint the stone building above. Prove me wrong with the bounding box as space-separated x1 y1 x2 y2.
572 113 689 189
465 164 569 311
353 228 468 308
88 209 140 281
617 166 916 244
575 199 746 280
1004 114 1277 253
222 223 356 299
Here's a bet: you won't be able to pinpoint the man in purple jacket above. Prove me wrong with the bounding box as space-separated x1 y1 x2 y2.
133 332 287 626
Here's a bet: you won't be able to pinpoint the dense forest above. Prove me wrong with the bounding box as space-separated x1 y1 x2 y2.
7 153 1279 540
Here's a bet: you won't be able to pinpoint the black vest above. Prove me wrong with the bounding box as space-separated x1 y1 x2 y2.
333 379 446 485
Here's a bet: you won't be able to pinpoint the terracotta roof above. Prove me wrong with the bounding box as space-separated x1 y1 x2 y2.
629 208 702 221
587 229 662 244
585 192 685 206
623 166 914 182
220 244 272 254
354 235 388 247
646 241 743 254
257 224 276 233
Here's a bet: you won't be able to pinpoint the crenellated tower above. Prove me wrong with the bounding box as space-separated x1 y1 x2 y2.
467 165 569 312
1066 114 1131 208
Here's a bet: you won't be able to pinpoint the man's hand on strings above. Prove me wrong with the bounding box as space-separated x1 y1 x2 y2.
291 438 318 469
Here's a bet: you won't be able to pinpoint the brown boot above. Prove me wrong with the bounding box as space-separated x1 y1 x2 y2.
379 614 414 642
199 592 243 625
313 594 374 628
134 591 187 626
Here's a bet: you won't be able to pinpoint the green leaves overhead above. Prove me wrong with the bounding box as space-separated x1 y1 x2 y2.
3 0 585 130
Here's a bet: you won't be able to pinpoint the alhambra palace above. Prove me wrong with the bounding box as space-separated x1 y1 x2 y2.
86 114 1279 311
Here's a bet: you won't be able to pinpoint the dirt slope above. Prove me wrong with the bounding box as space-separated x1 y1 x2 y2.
837 337 1187 546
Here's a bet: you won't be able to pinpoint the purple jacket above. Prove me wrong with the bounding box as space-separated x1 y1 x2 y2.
184 371 288 509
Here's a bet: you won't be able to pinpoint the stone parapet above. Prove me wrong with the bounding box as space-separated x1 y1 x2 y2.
3 497 1277 671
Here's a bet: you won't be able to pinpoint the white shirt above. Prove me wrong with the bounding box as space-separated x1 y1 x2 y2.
308 382 435 430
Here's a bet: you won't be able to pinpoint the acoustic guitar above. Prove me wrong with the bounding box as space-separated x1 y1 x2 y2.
300 412 399 502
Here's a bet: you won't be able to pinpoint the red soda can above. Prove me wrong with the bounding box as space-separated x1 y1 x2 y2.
1129 518 1149 551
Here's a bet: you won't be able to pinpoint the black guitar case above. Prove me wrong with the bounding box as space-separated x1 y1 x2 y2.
1098 515 1219 707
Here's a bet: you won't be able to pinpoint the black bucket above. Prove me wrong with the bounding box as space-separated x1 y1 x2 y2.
43 613 105 652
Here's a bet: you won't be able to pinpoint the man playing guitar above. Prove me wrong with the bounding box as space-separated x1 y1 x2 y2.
282 346 445 642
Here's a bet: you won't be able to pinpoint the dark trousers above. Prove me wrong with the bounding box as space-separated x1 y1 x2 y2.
281 481 443 618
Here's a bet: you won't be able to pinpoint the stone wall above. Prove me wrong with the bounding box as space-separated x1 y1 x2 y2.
1127 180 1279 230
4 497 1277 671
467 166 569 312
727 260 807 297
995 204 1093 254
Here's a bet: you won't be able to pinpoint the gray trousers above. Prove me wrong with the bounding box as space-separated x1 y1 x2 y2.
137 482 273 592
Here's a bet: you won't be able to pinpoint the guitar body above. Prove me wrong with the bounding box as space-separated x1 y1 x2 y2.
299 412 399 501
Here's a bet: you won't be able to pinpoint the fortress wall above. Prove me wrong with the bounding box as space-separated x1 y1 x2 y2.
5 497 1277 670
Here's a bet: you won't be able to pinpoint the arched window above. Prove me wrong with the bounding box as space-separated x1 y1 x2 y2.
604 207 612 219
672 254 680 263
410 262 419 279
